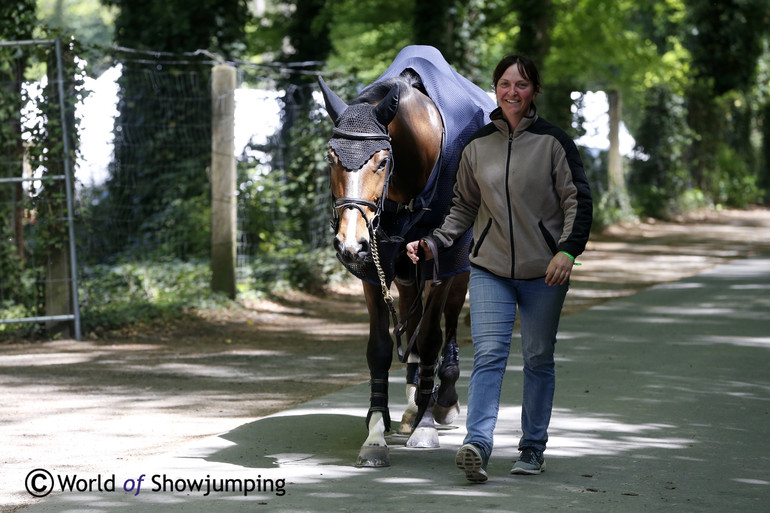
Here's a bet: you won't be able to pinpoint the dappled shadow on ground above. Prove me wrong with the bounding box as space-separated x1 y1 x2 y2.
183 256 769 512
2 209 770 511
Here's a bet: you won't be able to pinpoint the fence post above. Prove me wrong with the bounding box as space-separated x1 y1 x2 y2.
210 63 237 299
48 38 81 339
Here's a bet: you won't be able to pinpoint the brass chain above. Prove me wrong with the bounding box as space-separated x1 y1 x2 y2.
369 228 394 305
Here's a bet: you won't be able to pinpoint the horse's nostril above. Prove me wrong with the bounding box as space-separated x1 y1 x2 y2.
333 237 344 254
359 238 370 255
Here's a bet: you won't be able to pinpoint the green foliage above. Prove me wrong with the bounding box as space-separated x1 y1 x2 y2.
592 191 635 230
681 0 770 210
0 0 37 40
323 0 413 83
74 249 346 336
761 100 770 199
37 0 117 50
77 186 211 265
0 15 87 336
709 143 764 207
628 84 694 218
101 0 248 56
78 259 223 335
685 0 769 95
244 245 347 295
238 87 333 254
0 1 38 319
99 57 212 261
89 0 248 264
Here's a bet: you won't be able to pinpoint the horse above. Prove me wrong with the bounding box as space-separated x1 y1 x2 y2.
318 46 493 467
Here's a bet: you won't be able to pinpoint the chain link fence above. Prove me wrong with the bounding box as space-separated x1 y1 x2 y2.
0 40 332 339
0 38 81 339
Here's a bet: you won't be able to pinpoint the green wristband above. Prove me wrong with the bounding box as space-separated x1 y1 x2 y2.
559 251 582 266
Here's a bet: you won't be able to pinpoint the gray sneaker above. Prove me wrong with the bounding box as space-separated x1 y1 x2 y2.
510 447 546 475
455 443 488 483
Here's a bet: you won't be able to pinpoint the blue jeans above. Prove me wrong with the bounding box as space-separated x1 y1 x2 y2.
463 267 568 460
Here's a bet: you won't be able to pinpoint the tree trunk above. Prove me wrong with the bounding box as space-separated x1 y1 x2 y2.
607 89 624 194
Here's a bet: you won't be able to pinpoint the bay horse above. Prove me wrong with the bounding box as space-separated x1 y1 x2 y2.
318 46 493 467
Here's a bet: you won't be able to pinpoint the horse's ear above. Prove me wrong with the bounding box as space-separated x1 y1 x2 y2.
373 83 400 127
318 76 348 124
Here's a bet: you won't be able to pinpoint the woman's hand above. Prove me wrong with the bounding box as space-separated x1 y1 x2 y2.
406 239 434 264
545 251 574 286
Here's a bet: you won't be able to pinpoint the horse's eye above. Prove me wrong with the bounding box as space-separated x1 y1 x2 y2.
377 158 389 171
326 151 335 165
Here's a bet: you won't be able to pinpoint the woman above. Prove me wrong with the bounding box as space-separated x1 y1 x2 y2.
406 54 592 482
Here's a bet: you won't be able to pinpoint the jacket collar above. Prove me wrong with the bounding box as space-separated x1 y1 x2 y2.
490 104 538 137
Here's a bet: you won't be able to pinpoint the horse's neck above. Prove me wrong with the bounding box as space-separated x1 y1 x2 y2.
387 90 443 203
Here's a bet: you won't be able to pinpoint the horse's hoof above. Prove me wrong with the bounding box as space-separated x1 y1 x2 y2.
355 446 391 467
432 400 460 425
398 412 416 435
406 427 439 448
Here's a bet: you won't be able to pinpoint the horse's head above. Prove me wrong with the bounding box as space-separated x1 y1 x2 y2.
319 77 400 264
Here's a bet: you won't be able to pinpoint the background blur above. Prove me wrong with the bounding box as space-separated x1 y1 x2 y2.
1 0 768 339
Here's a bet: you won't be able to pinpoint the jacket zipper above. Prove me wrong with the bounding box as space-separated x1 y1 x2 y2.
504 131 515 278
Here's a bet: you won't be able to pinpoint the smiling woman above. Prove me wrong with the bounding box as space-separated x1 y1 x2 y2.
407 53 593 482
493 54 541 130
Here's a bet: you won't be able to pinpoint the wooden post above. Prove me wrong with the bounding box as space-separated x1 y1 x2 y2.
210 64 237 299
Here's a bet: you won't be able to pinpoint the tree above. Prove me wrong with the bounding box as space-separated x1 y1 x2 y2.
413 0 453 57
37 0 117 50
323 0 412 83
547 0 663 223
92 0 249 261
0 0 37 298
683 0 770 205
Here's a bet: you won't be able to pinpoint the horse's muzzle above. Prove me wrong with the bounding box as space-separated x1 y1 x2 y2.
334 235 371 264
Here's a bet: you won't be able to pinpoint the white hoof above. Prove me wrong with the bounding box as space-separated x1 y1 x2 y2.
432 400 460 425
406 427 439 448
399 383 418 434
356 445 391 467
398 412 416 435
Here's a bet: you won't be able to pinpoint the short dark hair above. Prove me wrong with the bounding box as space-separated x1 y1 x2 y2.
492 54 542 93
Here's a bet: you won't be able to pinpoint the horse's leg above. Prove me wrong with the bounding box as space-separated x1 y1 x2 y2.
355 281 394 468
434 270 469 425
393 276 421 435
405 279 448 449
398 354 419 434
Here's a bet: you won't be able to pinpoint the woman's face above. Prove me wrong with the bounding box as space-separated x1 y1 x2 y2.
495 64 537 127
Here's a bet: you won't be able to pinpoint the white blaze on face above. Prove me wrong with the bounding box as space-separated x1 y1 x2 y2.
343 170 364 249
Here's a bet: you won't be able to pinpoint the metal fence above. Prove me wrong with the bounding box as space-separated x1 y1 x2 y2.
0 38 81 339
0 40 328 340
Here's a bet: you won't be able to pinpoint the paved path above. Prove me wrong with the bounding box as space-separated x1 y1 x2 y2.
11 255 770 512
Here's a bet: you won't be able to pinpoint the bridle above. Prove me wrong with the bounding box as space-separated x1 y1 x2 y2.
329 123 450 364
330 126 394 240
330 124 419 359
